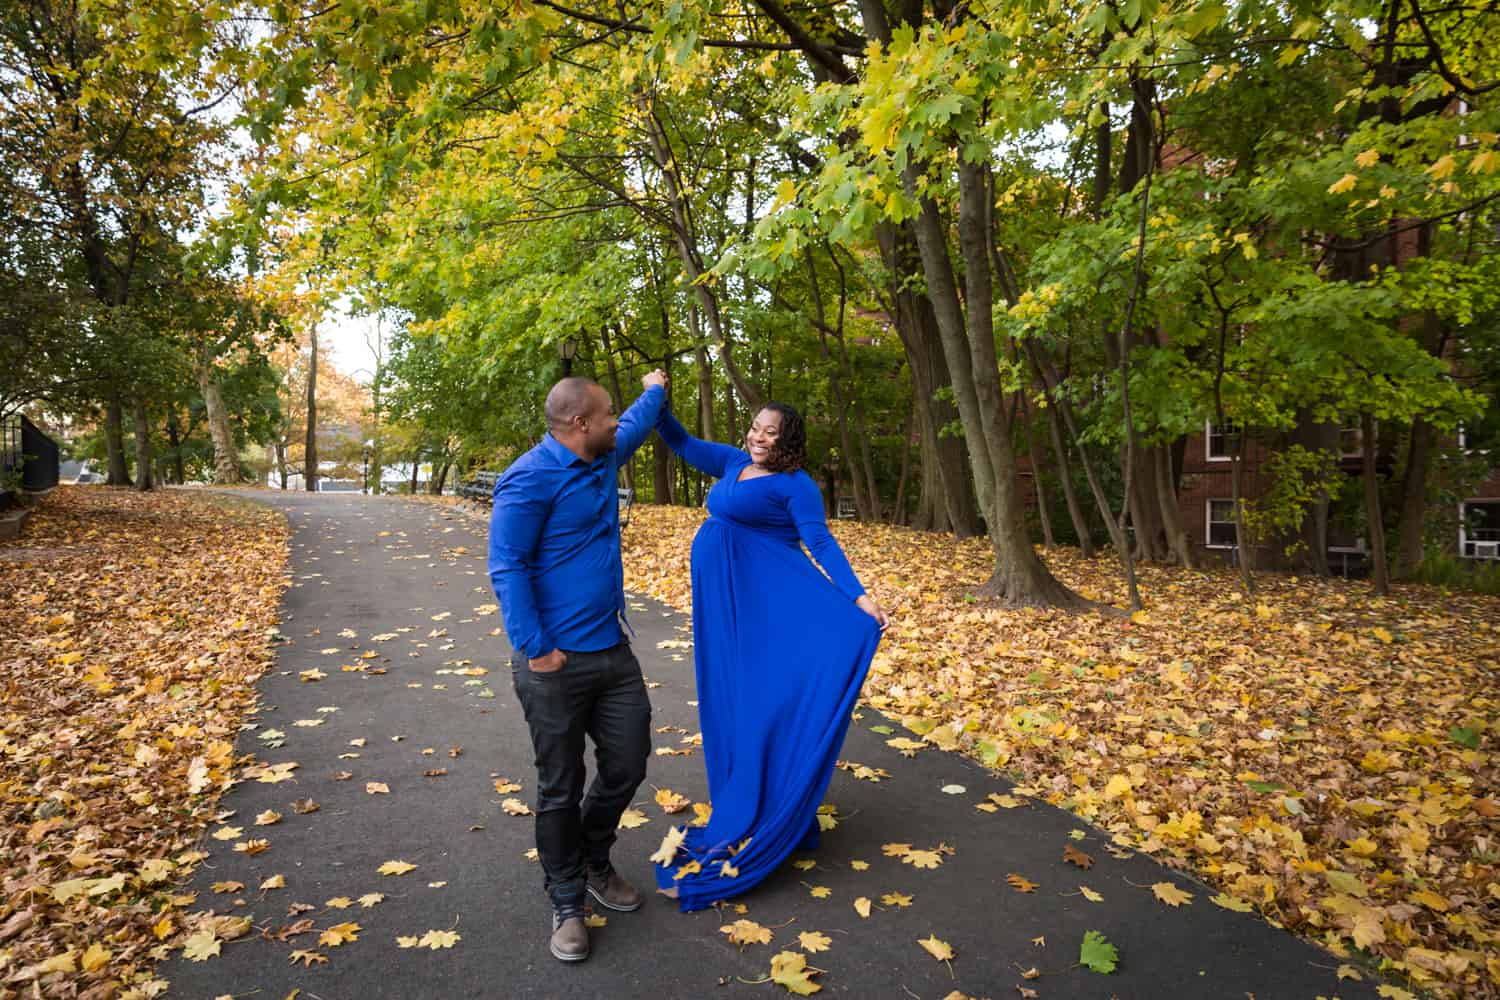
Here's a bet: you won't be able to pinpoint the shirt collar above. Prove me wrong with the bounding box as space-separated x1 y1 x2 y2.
541 432 598 469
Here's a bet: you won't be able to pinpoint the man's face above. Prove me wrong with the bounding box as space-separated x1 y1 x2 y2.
581 385 619 456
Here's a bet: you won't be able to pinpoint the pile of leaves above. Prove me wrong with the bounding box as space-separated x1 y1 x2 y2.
0 487 289 997
623 506 1500 998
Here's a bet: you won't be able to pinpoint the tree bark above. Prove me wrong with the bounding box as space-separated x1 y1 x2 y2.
304 326 318 492
105 390 131 486
1362 413 1390 594
165 408 185 485
199 355 241 484
1040 386 1094 557
133 400 154 492
1022 403 1055 548
1154 443 1195 568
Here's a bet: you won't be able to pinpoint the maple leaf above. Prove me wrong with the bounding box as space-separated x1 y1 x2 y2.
1006 873 1038 893
650 827 688 866
182 930 221 962
720 919 773 948
903 850 943 870
881 892 913 907
674 860 702 880
1079 930 1118 973
288 950 327 967
585 914 608 928
291 798 320 814
211 825 242 841
211 881 245 894
417 929 460 949
919 935 955 961
655 788 691 813
492 778 522 794
1209 893 1252 912
80 942 110 972
326 897 353 909
366 781 390 795
798 931 832 953
378 860 418 876
1151 882 1193 907
881 843 912 858
1079 885 1104 903
260 874 286 890
808 885 831 898
318 922 361 947
235 839 271 855
255 810 283 826
501 798 533 816
358 893 384 907
1062 844 1095 869
853 897 872 918
720 862 740 877
617 808 649 829
792 859 817 871
769 950 823 995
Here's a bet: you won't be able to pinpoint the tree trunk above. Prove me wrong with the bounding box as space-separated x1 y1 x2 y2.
1041 387 1094 557
641 99 762 411
304 326 319 492
133 401 154 492
105 390 131 486
165 409 185 485
1154 443 1196 568
904 162 1083 608
893 401 912 526
410 452 420 494
199 357 242 484
431 459 452 495
1022 407 1055 548
274 439 288 490
1396 419 1434 578
1362 413 1390 594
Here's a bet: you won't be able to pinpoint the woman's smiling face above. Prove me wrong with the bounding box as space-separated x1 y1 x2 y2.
745 408 784 467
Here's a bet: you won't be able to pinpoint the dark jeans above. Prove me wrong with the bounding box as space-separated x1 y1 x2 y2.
510 642 652 906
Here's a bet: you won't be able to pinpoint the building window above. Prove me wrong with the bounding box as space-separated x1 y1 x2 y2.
1459 500 1500 559
1206 498 1238 548
1205 420 1240 462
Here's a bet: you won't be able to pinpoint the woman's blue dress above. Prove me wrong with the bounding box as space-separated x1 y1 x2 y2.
651 411 882 911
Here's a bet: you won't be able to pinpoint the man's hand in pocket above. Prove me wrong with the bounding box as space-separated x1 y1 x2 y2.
529 649 566 673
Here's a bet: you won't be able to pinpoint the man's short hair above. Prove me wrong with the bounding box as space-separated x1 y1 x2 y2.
545 377 601 431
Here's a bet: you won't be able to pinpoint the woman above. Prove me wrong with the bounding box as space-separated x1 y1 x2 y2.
651 401 888 911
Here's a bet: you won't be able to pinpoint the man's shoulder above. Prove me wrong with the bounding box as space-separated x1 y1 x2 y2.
497 442 555 488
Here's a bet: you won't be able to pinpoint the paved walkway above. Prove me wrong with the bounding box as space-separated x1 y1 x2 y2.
162 492 1376 999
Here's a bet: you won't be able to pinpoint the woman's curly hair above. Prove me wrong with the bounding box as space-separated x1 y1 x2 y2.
755 402 807 473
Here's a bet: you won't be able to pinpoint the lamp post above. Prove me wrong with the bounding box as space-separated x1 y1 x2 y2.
557 336 579 377
362 439 374 494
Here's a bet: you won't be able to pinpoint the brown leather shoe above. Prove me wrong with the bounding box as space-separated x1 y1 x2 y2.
550 912 590 962
586 867 644 912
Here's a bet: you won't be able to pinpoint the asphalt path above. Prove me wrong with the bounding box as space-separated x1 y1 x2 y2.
160 491 1377 1000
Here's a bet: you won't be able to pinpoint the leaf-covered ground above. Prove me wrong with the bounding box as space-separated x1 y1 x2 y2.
621 505 1500 998
0 488 289 997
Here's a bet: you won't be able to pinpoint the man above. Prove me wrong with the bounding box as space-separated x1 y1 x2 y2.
488 370 667 962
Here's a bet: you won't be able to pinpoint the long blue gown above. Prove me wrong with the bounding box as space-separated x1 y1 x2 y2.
651 410 882 911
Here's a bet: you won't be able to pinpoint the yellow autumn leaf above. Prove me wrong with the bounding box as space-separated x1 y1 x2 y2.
80 942 111 972
1152 882 1193 907
182 930 221 962
1355 148 1380 168
799 931 832 953
259 874 286 890
1426 154 1456 178
853 897 872 918
720 918 773 948
770 950 823 995
318 921 361 947
617 808 649 829
1328 173 1358 194
881 892 913 907
416 929 460 949
378 860 417 876
918 935 955 961
1080 885 1103 903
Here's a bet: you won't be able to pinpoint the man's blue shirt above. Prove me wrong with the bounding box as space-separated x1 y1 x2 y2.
488 386 665 659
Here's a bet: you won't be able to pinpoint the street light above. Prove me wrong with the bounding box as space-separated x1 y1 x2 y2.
362 439 374 494
557 336 579 377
